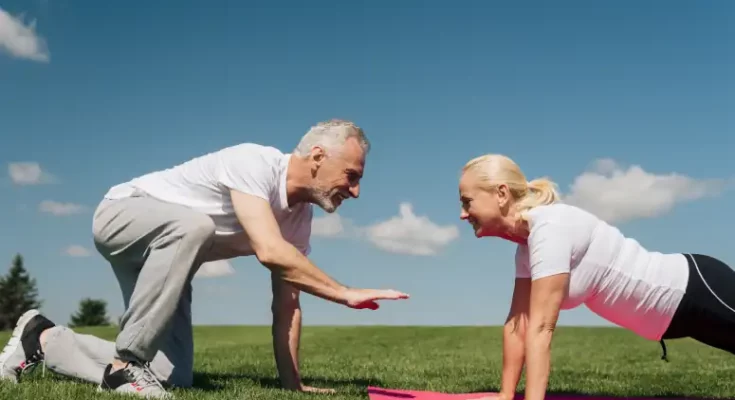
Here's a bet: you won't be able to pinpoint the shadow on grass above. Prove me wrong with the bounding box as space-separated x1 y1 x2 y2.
190 370 384 392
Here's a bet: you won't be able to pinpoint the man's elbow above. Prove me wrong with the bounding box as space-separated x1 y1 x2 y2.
254 241 285 267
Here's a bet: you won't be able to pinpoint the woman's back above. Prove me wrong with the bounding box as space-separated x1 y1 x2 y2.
519 203 689 340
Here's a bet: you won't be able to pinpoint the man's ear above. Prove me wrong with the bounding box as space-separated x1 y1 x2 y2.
310 146 326 178
311 146 326 164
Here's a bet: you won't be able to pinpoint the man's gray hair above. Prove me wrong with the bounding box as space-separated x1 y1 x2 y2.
294 119 370 157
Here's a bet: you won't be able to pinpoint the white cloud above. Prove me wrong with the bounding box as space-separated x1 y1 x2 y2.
196 260 235 278
363 203 459 256
65 245 91 257
8 162 55 185
40 200 85 216
311 213 347 237
564 159 727 224
0 7 49 62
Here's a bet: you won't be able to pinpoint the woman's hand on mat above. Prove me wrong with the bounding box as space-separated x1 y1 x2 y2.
468 393 514 400
343 288 410 310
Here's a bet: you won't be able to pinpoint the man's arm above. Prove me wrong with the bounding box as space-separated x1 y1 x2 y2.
270 273 304 390
231 189 409 308
270 276 337 393
231 189 349 303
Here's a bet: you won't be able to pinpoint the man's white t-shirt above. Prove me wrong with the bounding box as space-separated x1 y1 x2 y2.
103 143 313 261
514 203 689 341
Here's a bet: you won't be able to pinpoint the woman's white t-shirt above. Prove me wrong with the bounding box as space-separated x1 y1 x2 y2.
515 203 689 341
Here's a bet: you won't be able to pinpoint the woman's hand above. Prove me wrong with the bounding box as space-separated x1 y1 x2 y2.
467 393 515 400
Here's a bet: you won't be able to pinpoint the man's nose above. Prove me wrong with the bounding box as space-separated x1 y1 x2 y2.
349 184 360 198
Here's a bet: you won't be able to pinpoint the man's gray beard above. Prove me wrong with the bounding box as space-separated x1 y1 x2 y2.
310 188 337 213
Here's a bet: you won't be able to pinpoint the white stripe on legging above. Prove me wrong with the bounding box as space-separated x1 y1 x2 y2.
687 253 735 314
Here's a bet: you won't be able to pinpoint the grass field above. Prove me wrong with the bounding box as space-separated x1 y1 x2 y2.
0 325 733 399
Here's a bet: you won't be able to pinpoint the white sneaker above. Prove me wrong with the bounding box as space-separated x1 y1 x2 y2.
98 361 172 398
0 309 56 383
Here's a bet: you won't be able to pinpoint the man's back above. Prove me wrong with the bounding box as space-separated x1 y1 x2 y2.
103 143 310 237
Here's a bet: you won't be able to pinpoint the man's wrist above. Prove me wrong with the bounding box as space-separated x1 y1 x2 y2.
334 285 351 305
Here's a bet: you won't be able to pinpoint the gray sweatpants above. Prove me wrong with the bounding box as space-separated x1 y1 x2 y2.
41 191 216 388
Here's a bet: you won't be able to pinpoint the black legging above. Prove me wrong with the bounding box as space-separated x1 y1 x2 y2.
660 253 735 359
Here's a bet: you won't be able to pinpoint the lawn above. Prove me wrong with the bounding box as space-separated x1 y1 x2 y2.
0 325 733 399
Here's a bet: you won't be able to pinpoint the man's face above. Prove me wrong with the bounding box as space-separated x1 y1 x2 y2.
309 137 366 213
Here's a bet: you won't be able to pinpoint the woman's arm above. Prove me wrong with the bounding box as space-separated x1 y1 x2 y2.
524 273 568 400
523 220 572 400
499 277 531 399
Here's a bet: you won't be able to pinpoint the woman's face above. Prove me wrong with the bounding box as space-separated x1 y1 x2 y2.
458 170 509 238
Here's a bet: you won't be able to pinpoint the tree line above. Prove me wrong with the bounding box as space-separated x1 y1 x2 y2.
0 253 112 331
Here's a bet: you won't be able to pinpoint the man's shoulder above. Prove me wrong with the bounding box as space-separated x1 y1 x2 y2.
215 142 288 181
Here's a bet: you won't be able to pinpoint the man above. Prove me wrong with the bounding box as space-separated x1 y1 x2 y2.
0 119 409 398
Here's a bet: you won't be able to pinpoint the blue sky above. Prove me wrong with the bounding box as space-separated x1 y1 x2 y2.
1 0 733 329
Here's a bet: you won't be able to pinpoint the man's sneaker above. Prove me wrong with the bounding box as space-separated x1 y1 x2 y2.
0 309 56 383
98 361 171 398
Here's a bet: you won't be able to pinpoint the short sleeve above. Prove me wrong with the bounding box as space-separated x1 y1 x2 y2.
527 221 572 280
515 245 531 278
217 145 278 202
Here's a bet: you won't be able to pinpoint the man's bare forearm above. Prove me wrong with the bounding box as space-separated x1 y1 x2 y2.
259 240 348 304
271 280 303 390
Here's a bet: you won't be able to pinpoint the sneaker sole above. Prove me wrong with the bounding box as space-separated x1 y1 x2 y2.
0 309 40 367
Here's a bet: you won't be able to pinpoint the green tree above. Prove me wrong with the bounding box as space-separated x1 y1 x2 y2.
0 254 43 331
69 298 111 327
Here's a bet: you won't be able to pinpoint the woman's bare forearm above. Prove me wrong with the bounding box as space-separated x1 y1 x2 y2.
500 316 526 397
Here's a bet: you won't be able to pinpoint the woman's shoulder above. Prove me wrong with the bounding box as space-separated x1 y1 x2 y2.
526 202 598 225
525 203 603 242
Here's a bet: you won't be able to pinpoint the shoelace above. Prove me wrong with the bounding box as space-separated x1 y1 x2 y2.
0 333 46 378
127 362 166 391
20 348 46 376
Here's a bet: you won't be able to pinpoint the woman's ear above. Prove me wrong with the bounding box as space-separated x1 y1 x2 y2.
496 183 511 209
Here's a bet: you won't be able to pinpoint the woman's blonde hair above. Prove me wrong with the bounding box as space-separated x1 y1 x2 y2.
462 154 560 221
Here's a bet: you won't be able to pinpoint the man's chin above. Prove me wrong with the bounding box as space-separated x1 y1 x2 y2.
315 201 338 213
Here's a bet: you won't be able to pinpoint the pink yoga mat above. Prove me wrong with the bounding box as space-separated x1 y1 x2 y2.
368 386 493 399
367 386 699 400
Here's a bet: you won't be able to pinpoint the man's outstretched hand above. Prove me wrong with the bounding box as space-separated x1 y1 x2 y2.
342 288 410 310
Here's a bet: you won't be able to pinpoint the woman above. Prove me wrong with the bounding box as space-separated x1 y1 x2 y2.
458 154 735 400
